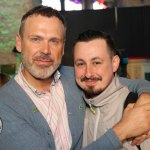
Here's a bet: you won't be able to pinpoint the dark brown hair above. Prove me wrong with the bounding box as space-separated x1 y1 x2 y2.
19 5 66 37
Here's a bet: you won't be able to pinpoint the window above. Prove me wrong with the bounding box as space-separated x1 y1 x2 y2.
42 0 61 10
42 0 108 11
65 0 82 11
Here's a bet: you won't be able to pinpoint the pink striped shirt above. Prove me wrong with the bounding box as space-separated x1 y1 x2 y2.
15 65 72 150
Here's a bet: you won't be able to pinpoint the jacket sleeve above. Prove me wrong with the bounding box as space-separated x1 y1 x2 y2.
81 129 122 150
119 77 150 95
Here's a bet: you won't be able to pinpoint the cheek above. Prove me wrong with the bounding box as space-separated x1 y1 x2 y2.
97 65 114 80
22 46 35 64
75 71 83 88
24 48 33 58
75 68 83 80
22 50 30 63
95 67 106 77
103 63 114 73
102 67 113 79
101 68 114 85
22 42 33 55
53 48 64 59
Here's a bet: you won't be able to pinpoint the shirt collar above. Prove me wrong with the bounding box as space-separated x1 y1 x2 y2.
52 70 61 85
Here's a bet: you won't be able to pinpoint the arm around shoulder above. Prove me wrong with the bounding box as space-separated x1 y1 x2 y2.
119 77 150 95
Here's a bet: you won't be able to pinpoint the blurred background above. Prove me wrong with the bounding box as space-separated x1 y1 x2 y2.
0 0 150 87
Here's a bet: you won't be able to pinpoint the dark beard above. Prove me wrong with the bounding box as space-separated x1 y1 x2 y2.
81 76 102 82
80 76 102 98
84 87 102 99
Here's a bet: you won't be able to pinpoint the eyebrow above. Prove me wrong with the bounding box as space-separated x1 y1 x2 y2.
28 35 42 38
28 35 63 41
74 59 84 63
75 57 101 63
91 57 101 61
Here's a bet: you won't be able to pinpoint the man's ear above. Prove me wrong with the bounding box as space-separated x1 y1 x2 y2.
112 55 120 73
15 34 22 53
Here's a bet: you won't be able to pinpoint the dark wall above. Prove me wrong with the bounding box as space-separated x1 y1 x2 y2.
116 6 150 57
60 6 150 66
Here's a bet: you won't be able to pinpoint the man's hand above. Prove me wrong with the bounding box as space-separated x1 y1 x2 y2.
131 93 150 145
113 103 150 143
131 132 150 145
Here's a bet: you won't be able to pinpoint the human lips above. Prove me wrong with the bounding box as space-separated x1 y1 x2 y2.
36 60 53 66
33 57 53 67
84 79 98 86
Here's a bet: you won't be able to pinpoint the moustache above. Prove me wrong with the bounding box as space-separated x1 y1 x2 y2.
33 54 53 62
81 76 102 82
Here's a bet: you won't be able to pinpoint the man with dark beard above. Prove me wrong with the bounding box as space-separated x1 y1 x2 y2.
1 6 150 150
73 29 150 149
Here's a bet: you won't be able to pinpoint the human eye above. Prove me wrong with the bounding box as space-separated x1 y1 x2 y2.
30 37 41 43
49 38 61 45
93 61 101 66
76 61 85 68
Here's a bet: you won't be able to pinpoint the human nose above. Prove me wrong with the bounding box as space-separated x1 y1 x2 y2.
42 41 51 54
85 64 94 78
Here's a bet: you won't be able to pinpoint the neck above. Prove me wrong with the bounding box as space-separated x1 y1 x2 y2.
22 70 53 92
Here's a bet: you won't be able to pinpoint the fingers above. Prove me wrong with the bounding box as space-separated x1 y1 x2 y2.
119 104 150 139
144 131 150 139
131 134 148 146
114 103 150 142
125 103 135 111
131 131 150 146
124 103 135 115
